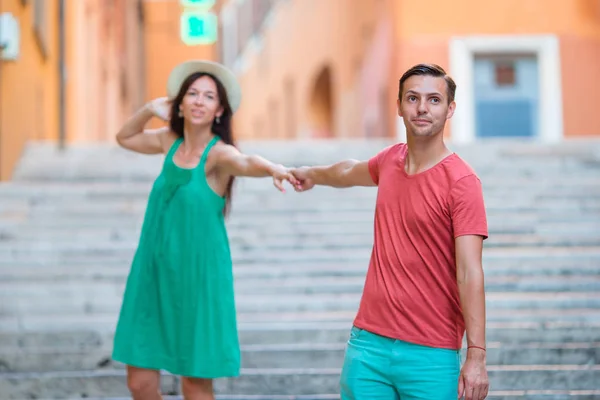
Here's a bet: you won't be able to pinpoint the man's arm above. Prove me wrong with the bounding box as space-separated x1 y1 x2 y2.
297 159 376 189
456 234 489 400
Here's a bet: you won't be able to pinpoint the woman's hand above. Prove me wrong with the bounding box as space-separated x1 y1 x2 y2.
116 99 172 155
147 97 172 122
270 164 298 193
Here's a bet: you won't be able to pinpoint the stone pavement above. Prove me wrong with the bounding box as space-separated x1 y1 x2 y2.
0 139 599 399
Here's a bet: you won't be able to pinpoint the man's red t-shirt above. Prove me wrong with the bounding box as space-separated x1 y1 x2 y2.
353 143 488 350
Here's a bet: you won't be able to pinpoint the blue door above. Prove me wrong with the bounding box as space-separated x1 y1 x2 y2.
474 56 539 138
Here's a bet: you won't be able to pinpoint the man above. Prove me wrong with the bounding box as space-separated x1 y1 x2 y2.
291 64 489 400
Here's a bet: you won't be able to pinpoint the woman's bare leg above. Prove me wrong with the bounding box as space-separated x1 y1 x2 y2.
181 376 214 400
126 365 162 400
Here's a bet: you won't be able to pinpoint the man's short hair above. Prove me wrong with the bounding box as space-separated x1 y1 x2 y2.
398 64 457 103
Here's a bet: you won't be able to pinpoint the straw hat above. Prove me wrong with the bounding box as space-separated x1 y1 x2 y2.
166 60 242 112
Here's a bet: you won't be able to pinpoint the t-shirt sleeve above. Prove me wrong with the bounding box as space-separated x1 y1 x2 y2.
450 174 489 240
368 144 399 185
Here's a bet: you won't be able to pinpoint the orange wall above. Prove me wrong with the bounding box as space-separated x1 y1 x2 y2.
395 0 600 38
560 35 600 136
0 0 59 180
143 0 217 129
393 0 600 70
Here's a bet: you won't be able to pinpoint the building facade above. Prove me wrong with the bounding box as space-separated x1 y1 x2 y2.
0 0 218 180
218 0 600 143
0 0 146 179
1 0 598 179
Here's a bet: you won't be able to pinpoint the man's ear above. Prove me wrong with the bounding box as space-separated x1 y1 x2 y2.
446 101 456 120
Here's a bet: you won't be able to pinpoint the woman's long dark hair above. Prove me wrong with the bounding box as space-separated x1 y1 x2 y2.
169 72 236 216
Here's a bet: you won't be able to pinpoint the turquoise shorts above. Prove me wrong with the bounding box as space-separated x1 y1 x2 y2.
340 326 461 400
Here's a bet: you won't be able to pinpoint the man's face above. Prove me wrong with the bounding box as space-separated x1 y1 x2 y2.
397 75 455 138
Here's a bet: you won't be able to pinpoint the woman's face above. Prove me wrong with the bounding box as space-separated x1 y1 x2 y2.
179 75 223 126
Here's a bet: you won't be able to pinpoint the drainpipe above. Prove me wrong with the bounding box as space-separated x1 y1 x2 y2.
58 0 66 150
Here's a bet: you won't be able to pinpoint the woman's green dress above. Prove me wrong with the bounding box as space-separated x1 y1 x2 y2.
112 136 240 378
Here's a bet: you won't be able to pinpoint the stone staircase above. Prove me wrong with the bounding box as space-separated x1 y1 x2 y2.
0 139 599 400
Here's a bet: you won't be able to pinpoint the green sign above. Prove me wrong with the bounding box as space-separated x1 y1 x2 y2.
180 11 218 46
180 0 215 9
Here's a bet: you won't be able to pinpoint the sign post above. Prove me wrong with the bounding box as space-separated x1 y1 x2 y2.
179 0 217 46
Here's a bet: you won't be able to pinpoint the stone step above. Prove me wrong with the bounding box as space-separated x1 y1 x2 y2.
10 153 598 172
1 260 598 282
2 216 599 236
5 184 597 200
1 342 598 373
77 392 600 400
1 215 598 230
3 322 598 350
2 195 599 216
2 309 600 334
7 192 600 214
1 275 599 293
4 170 600 188
3 199 599 218
1 246 599 266
2 292 600 317
1 190 598 207
3 232 600 250
3 197 599 212
2 220 599 242
4 196 599 216
1 365 599 398
4 180 597 196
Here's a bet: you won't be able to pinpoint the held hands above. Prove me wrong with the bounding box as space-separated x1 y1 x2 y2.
458 350 489 400
270 164 300 193
270 165 317 193
289 167 315 192
146 97 172 121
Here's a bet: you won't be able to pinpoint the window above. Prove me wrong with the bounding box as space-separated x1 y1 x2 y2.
495 62 516 86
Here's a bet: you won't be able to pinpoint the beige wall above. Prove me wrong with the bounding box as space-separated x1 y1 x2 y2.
65 0 146 143
221 0 395 140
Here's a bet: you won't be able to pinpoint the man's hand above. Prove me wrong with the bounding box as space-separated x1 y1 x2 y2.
270 164 298 193
458 351 489 400
290 167 316 192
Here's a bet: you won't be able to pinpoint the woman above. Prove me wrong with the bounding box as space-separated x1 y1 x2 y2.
112 60 296 400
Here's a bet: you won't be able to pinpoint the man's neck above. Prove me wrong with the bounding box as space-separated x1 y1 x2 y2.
405 134 452 175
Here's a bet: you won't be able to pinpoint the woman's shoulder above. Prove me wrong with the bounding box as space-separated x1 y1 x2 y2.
158 129 179 154
211 139 236 155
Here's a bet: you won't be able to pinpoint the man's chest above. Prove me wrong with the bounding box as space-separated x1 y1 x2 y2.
376 173 452 231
